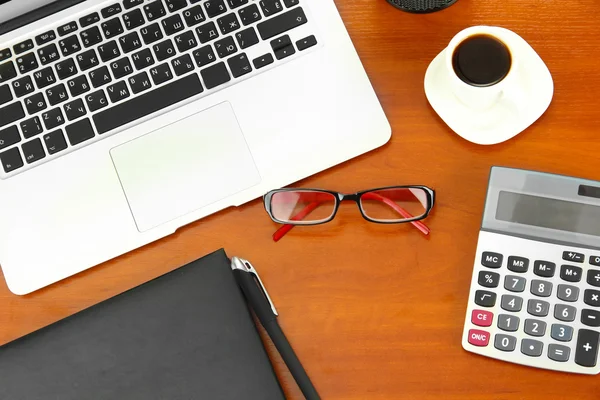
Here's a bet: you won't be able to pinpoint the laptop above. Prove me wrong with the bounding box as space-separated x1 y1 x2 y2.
0 0 391 295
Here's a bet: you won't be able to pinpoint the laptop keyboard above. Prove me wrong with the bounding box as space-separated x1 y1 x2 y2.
0 0 317 176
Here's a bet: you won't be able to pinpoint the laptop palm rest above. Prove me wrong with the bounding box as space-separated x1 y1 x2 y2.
110 102 261 232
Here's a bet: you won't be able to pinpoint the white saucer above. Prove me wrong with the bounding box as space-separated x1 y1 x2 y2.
424 30 554 145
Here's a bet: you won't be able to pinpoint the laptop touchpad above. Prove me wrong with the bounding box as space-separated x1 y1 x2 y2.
110 102 261 232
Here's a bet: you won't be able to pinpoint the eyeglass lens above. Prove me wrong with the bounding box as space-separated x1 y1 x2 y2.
270 190 337 224
359 188 428 222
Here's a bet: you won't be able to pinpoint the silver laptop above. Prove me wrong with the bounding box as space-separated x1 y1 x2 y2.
0 0 391 295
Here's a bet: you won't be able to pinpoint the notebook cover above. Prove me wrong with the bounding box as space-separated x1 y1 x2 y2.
0 249 285 400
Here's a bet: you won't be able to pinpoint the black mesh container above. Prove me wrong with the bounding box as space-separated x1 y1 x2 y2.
386 0 458 13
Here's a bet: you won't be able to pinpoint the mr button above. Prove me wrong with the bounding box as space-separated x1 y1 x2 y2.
507 256 529 273
471 310 493 327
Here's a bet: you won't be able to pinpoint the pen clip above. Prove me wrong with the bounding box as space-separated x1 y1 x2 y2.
231 257 278 316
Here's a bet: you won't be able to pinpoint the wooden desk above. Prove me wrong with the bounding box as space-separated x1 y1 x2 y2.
2 0 600 398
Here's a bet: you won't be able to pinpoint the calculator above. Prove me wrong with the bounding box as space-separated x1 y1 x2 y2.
462 167 600 374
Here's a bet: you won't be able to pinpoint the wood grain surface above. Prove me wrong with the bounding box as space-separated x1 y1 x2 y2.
2 0 600 398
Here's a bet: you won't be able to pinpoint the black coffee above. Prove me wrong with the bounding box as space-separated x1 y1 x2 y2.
452 34 512 87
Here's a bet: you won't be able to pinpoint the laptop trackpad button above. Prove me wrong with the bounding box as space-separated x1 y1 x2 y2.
110 102 261 232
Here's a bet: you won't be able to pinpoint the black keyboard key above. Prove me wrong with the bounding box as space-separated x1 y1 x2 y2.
38 43 60 65
98 41 121 62
582 309 600 327
55 58 78 80
588 269 600 287
123 9 146 30
175 31 198 52
239 4 262 26
296 35 317 51
14 39 34 55
162 14 186 36
196 21 219 43
585 289 600 307
129 71 152 94
81 26 103 47
101 3 122 18
274 44 294 60
16 53 38 74
110 57 134 78
80 12 100 28
201 61 230 89
283 0 299 6
165 0 188 13
228 0 249 9
153 39 177 61
141 23 164 45
93 74 203 134
592 256 600 266
257 7 307 40
64 98 87 121
42 108 65 130
67 75 91 96
0 125 21 150
90 66 112 88
474 290 496 307
183 5 206 27
132 48 155 70
59 35 82 56
227 53 252 78
0 84 12 105
58 21 78 37
35 31 57 46
76 49 100 71
481 251 503 268
66 118 95 146
0 49 11 62
12 76 35 97
236 27 259 49
533 260 555 277
144 0 166 21
252 53 273 69
107 81 130 102
150 63 173 85
204 0 227 18
0 147 23 172
123 0 144 9
563 251 584 263
172 54 195 75
218 13 241 35
215 36 237 58
575 329 600 367
102 17 124 39
260 0 283 16
0 61 17 83
86 89 109 111
119 31 143 53
193 45 217 67
24 93 47 114
561 264 583 282
507 256 529 273
20 116 43 138
46 83 69 106
43 129 67 154
22 138 45 164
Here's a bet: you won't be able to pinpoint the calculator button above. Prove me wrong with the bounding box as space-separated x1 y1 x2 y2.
497 314 519 332
533 260 556 277
581 309 600 327
521 339 543 357
587 269 600 287
551 324 574 342
560 265 582 282
475 290 496 307
527 299 550 317
478 271 499 288
471 309 493 327
591 255 600 267
524 319 546 337
494 334 516 352
504 275 526 292
501 295 522 312
530 280 552 297
554 304 576 322
563 251 584 263
548 344 571 362
507 256 529 273
467 329 490 347
584 289 600 307
557 284 579 302
575 329 600 367
481 252 502 268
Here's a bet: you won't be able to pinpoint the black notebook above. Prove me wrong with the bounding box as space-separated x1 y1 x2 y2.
0 249 285 400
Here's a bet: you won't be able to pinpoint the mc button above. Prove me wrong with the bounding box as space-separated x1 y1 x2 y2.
481 252 503 268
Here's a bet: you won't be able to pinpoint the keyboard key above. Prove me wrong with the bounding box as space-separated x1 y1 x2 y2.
35 30 56 46
90 66 112 88
37 44 60 65
132 48 155 70
0 125 21 150
193 45 217 67
101 3 122 18
252 53 274 69
32 70 56 91
204 0 227 18
22 138 45 164
150 63 173 85
481 252 502 268
57 21 78 37
163 14 186 35
98 41 121 62
504 275 526 292
228 0 249 8
584 289 600 307
172 54 195 76
64 98 87 121
501 294 522 312
55 58 78 80
555 304 576 322
563 251 584 263
175 31 198 52
296 35 317 51
218 13 241 35
521 339 543 357
560 264 582 282
0 49 12 62
46 83 69 106
183 5 206 27
123 9 146 30
76 49 100 71
470 309 493 327
236 27 259 49
144 0 166 21
165 0 188 12
274 44 295 60
227 53 252 78
66 118 95 146
86 89 109 111
548 344 570 362
478 271 499 288
20 116 43 138
201 61 230 89
271 34 291 51
530 280 552 297
587 269 600 287
129 71 152 94
43 129 67 154
93 74 203 134
494 334 516 352
239 4 262 26
110 57 134 78
257 7 307 40
524 319 546 337
102 17 124 39
527 299 550 317
107 81 130 102
0 61 17 83
0 102 25 127
59 35 82 57
24 93 47 114
551 324 573 342
0 84 12 105
575 329 599 367
67 75 91 96
196 21 220 43
153 39 177 61
582 309 600 327
215 36 237 58
557 284 579 302
141 23 164 45
591 255 600 266
474 290 496 307
16 53 38 74
0 147 23 172
467 329 489 347
261 0 283 17
497 314 519 332
533 260 556 277
81 26 103 48
12 76 34 97
14 39 34 55
42 108 65 130
507 256 529 273
119 31 143 53
284 0 299 7
80 12 100 28
123 0 144 9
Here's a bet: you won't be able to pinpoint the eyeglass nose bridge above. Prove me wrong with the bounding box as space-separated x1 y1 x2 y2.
337 193 360 203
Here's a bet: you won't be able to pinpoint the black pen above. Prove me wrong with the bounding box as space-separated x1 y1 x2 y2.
231 257 321 400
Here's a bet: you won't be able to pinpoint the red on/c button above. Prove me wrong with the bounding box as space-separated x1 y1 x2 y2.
471 309 493 327
468 329 490 347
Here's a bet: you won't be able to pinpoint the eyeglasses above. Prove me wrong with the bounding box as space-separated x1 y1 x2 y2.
263 186 435 241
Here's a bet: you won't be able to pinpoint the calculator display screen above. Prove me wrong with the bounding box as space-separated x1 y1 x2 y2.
496 191 600 237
